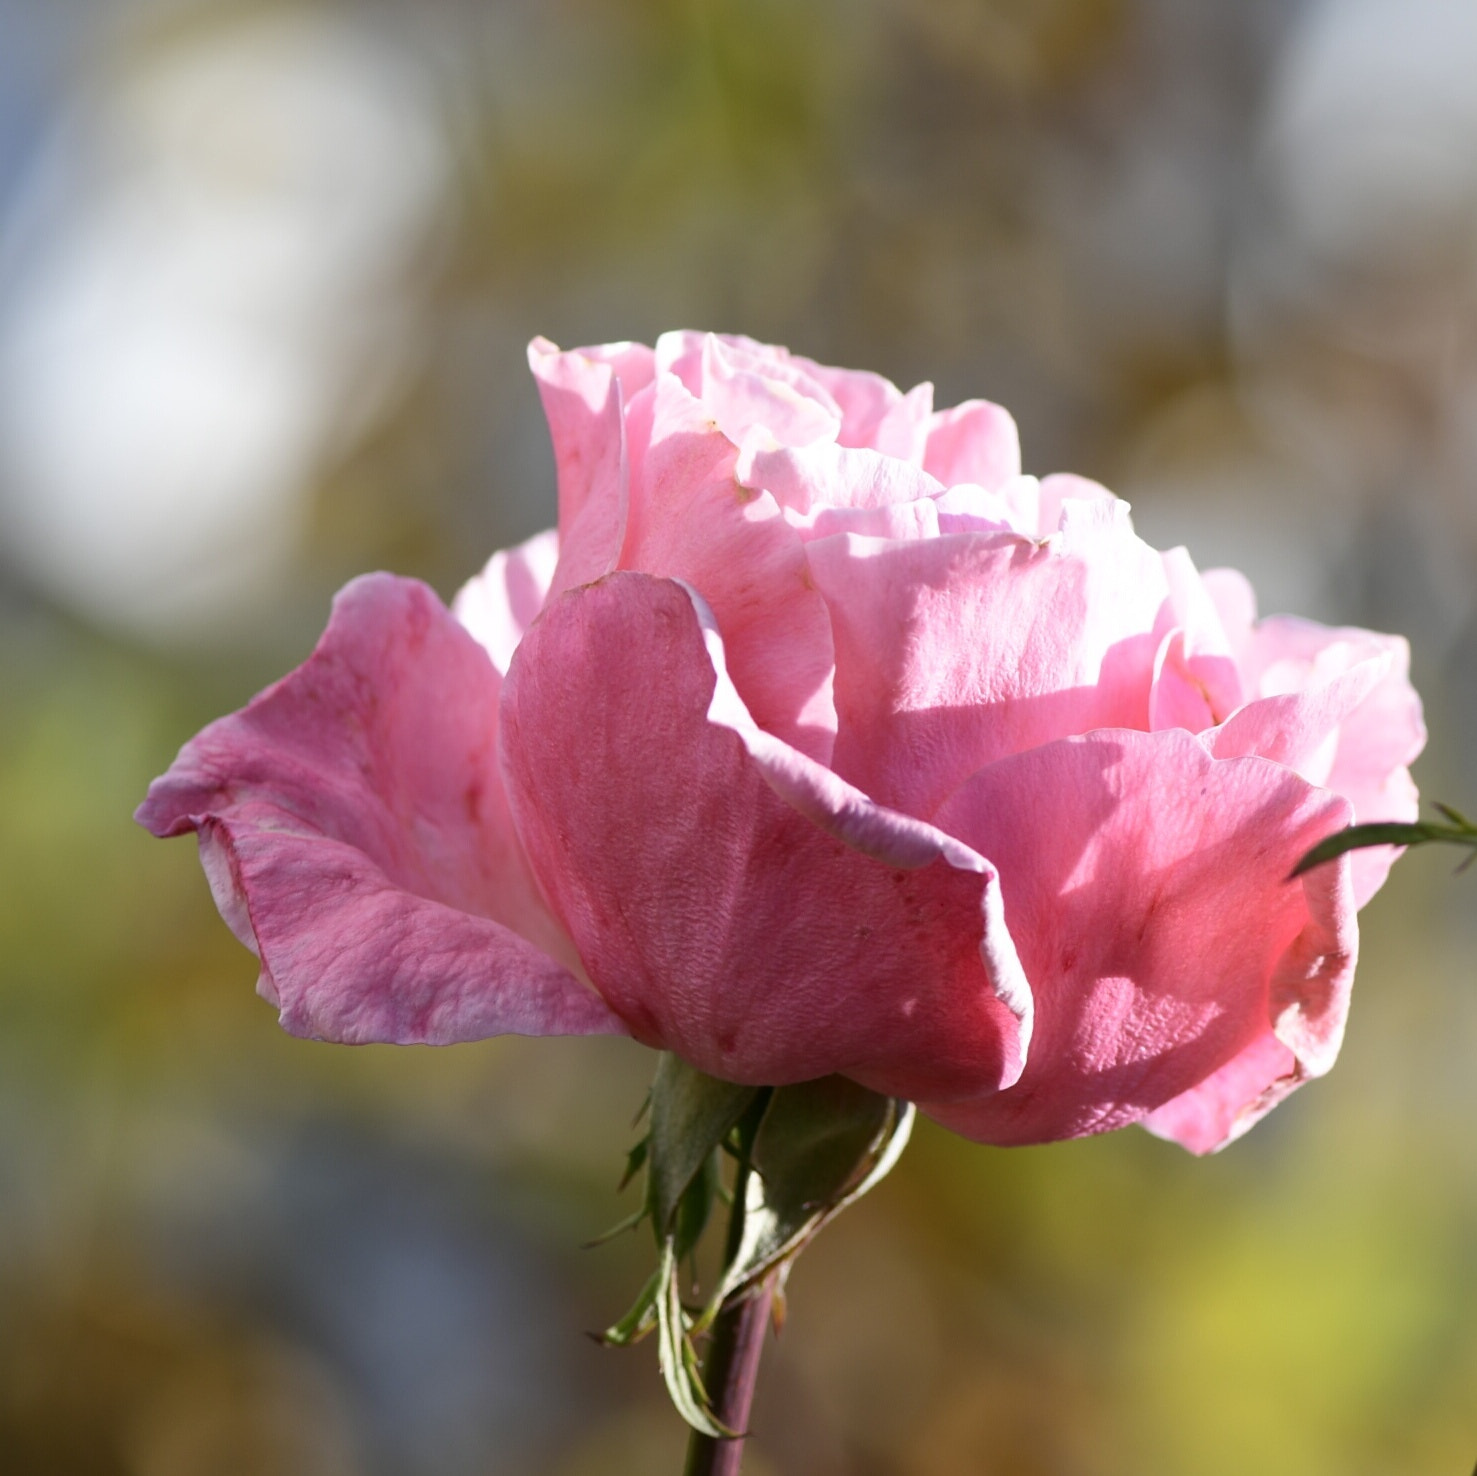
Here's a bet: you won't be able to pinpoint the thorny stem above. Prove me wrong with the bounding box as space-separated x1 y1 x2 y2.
682 1100 774 1476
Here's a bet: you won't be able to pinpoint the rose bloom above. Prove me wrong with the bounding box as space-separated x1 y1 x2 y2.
139 332 1424 1153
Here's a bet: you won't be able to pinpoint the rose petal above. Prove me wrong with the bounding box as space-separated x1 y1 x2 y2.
806 499 1168 819
736 437 944 516
786 353 934 458
527 337 631 595
923 398 1021 491
697 335 842 449
451 528 560 674
1234 616 1426 903
499 571 1032 1101
620 373 839 762
1035 472 1120 536
924 728 1357 1146
136 574 622 1043
1141 1032 1301 1155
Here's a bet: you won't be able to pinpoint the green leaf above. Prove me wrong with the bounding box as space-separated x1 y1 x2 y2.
709 1078 914 1311
646 1053 758 1237
1291 809 1477 878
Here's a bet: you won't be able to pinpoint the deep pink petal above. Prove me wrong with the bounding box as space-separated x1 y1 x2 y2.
451 528 560 674
136 574 622 1043
923 399 1021 491
806 499 1168 819
924 728 1358 1147
499 571 1031 1100
620 373 838 762
527 337 630 594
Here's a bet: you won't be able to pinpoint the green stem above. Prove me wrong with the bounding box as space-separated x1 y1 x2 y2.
683 1096 773 1476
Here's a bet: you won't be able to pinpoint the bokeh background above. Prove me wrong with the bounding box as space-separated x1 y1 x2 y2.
2 1 1476 1471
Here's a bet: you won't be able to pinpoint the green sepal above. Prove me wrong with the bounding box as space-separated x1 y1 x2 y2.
646 1053 758 1237
670 1146 722 1262
705 1078 914 1318
617 1135 649 1194
655 1240 736 1439
598 1261 664 1347
581 1206 648 1250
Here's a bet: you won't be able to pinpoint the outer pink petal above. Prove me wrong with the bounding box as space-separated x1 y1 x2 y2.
923 399 1021 491
499 571 1032 1101
527 338 631 595
805 499 1168 819
136 574 623 1044
620 372 839 763
924 728 1357 1147
1141 1033 1300 1154
451 528 559 674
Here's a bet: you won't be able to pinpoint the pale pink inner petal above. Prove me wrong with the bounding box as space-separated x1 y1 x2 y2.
618 374 839 762
1035 472 1120 536
527 338 629 596
736 437 944 516
452 528 560 674
697 334 842 449
923 399 1021 491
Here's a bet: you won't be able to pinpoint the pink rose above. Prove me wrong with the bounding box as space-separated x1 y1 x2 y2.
138 331 1425 1154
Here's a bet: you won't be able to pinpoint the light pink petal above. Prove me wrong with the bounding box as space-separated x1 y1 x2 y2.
1234 616 1426 903
869 380 935 462
806 499 1168 819
923 399 1021 492
1211 653 1390 783
786 352 931 456
136 574 622 1043
697 334 842 449
451 528 560 674
783 497 943 544
1035 472 1120 535
499 571 1032 1101
924 728 1358 1147
527 337 630 595
934 478 1038 536
620 373 838 761
654 328 784 389
736 437 944 516
1200 566 1259 665
1150 630 1244 734
1147 548 1244 731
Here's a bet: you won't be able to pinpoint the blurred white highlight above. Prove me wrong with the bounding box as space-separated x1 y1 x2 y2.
0 10 448 639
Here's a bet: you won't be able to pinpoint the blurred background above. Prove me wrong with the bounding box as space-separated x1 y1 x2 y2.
2 0 1475 1471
